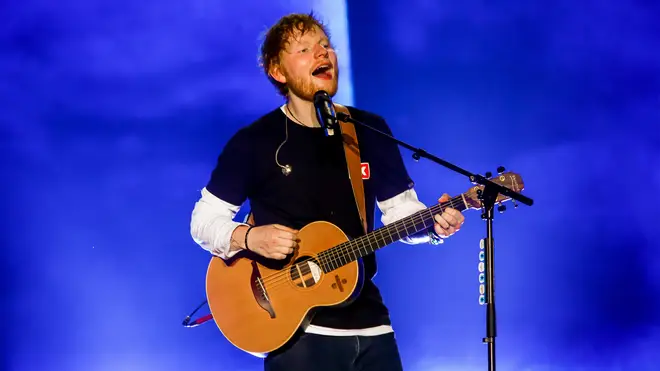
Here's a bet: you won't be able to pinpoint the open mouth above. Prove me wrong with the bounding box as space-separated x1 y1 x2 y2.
312 64 333 80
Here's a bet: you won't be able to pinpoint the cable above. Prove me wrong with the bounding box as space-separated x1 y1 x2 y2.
181 299 214 328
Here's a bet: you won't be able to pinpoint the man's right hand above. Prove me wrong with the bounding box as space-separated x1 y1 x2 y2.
245 224 299 260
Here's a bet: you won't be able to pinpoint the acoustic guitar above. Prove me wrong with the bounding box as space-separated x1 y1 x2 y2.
205 172 524 357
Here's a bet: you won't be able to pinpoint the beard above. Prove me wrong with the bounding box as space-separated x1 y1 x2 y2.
284 69 339 101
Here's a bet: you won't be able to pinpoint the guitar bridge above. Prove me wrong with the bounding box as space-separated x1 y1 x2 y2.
250 261 276 318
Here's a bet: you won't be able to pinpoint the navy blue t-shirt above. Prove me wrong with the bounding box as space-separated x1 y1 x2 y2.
206 106 414 329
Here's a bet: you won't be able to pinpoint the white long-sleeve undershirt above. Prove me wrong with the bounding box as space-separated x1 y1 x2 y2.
190 187 430 260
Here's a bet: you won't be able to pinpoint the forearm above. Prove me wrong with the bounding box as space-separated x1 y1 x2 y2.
190 188 249 259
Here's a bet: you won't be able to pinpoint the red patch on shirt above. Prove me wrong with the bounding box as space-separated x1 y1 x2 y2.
361 162 370 180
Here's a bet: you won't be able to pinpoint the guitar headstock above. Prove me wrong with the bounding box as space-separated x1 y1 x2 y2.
464 171 525 210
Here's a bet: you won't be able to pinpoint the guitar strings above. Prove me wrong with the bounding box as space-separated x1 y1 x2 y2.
258 197 463 289
255 197 465 292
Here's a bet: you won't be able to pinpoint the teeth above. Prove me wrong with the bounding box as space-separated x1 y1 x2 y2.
313 64 331 76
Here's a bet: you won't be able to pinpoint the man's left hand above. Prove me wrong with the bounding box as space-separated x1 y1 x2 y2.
433 193 465 238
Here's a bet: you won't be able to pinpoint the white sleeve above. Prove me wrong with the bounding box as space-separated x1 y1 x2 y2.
190 187 249 259
377 188 431 245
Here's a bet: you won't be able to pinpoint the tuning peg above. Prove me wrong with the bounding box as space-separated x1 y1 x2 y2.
497 204 506 213
485 171 492 178
497 166 506 174
512 200 518 209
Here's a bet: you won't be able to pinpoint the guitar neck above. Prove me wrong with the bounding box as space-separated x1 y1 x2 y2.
318 194 469 273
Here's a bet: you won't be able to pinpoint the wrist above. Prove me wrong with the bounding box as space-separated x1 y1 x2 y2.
230 225 250 251
244 226 255 251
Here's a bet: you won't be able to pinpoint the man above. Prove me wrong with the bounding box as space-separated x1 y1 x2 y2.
190 12 465 371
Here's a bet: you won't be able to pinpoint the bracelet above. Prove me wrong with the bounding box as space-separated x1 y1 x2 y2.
244 226 255 251
428 229 444 245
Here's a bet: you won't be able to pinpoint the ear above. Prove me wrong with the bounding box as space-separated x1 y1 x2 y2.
268 62 287 85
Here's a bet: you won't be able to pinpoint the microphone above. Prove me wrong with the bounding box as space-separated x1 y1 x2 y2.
313 90 337 136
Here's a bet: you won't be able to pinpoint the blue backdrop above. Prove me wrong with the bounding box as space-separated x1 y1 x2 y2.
3 0 659 370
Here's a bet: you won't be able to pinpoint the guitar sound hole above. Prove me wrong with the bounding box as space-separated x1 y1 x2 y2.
289 256 323 288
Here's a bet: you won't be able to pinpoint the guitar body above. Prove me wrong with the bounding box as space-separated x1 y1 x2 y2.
205 221 364 356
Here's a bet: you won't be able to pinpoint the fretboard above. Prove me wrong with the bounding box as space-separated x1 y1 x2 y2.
317 194 469 273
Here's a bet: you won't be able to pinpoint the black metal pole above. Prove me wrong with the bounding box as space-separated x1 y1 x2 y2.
481 198 497 371
334 112 533 207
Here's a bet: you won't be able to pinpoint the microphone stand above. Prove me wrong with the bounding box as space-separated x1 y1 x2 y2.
334 112 534 371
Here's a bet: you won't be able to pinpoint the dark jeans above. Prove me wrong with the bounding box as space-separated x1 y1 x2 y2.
264 332 404 371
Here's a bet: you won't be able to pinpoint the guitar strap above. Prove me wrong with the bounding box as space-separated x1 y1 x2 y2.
245 104 368 235
334 103 368 235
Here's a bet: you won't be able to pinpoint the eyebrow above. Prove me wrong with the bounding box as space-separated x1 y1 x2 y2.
300 38 330 49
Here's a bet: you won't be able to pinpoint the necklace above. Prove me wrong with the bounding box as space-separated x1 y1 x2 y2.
285 104 314 127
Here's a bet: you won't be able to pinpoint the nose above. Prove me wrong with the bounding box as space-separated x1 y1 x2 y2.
313 44 329 58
